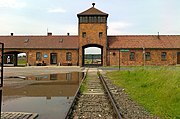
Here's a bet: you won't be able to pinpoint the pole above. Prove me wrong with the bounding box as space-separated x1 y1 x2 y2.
143 47 145 67
0 43 4 118
119 50 120 70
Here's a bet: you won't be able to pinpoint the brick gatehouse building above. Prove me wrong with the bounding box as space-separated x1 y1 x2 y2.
0 4 180 66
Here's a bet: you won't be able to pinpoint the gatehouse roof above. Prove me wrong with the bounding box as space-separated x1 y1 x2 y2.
77 6 108 16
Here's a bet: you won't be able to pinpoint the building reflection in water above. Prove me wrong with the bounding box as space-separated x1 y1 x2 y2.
2 72 84 119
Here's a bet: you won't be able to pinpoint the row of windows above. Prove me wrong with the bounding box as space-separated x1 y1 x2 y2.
82 32 103 38
116 52 167 61
36 52 72 61
79 16 106 23
131 52 167 61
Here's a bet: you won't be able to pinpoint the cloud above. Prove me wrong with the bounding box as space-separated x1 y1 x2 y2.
0 0 26 8
48 8 66 13
108 21 132 35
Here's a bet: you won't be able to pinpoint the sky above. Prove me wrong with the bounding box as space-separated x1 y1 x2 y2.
0 0 180 54
0 0 180 36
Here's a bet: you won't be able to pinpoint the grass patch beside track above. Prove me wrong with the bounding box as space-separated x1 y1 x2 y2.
106 67 180 118
80 73 89 93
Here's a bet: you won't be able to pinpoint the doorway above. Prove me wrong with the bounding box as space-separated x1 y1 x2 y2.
50 53 57 64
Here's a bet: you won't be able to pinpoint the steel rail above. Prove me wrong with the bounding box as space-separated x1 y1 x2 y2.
98 71 123 119
65 68 89 119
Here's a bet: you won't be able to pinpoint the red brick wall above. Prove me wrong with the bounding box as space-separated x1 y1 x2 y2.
79 23 107 66
26 49 78 66
107 49 179 66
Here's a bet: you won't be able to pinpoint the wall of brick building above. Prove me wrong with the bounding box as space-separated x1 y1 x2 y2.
79 23 107 66
27 49 79 66
107 49 180 66
4 49 79 66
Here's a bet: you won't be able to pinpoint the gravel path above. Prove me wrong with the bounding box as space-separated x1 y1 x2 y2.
72 68 115 119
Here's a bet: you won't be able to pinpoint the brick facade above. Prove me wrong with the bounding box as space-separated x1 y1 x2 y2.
107 49 180 66
78 23 107 66
27 50 78 66
4 49 79 66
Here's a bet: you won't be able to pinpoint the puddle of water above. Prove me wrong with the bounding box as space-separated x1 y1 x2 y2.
2 72 84 119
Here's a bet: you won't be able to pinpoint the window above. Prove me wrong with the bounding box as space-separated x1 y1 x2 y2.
161 52 167 61
82 32 86 38
79 16 83 23
66 73 72 80
97 16 106 23
145 52 151 61
36 52 41 61
50 74 57 80
130 52 135 61
98 16 102 23
99 32 103 39
102 16 106 22
93 16 97 22
66 52 72 61
84 16 88 23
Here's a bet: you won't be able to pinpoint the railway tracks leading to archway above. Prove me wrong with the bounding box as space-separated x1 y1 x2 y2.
65 68 122 119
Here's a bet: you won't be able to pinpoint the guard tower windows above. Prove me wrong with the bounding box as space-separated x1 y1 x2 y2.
79 16 106 23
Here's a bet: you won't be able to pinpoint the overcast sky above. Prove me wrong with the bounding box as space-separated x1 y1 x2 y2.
0 0 180 36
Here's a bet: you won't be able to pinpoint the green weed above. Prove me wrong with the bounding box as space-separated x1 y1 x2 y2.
107 67 180 118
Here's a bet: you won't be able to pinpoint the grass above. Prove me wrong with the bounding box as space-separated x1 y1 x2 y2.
79 73 89 93
106 67 180 118
17 58 26 65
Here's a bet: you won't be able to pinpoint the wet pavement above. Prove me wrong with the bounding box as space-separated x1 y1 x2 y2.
1 66 84 119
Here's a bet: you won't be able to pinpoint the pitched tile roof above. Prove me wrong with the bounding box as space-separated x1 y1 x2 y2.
108 35 180 49
0 35 180 50
0 35 79 49
77 7 108 16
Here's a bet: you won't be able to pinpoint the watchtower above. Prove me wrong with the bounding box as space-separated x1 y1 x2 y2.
77 3 108 66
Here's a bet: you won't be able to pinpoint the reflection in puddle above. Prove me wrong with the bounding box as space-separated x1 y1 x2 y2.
2 72 84 119
26 72 75 81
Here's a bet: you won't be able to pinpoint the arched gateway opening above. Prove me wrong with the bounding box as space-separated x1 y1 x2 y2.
4 51 27 66
82 44 103 66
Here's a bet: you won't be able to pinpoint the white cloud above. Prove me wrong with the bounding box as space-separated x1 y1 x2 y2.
0 0 26 8
108 21 132 35
48 8 66 13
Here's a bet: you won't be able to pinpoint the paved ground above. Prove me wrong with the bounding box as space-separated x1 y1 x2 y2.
4 66 83 77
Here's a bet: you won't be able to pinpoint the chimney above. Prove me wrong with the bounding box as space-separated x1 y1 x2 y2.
67 33 70 36
47 32 52 36
157 32 160 39
11 33 13 36
92 3 95 7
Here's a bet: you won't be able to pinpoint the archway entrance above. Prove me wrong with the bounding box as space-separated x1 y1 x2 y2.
4 51 27 66
82 44 103 66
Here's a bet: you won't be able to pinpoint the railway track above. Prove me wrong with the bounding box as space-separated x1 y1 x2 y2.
65 68 122 119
